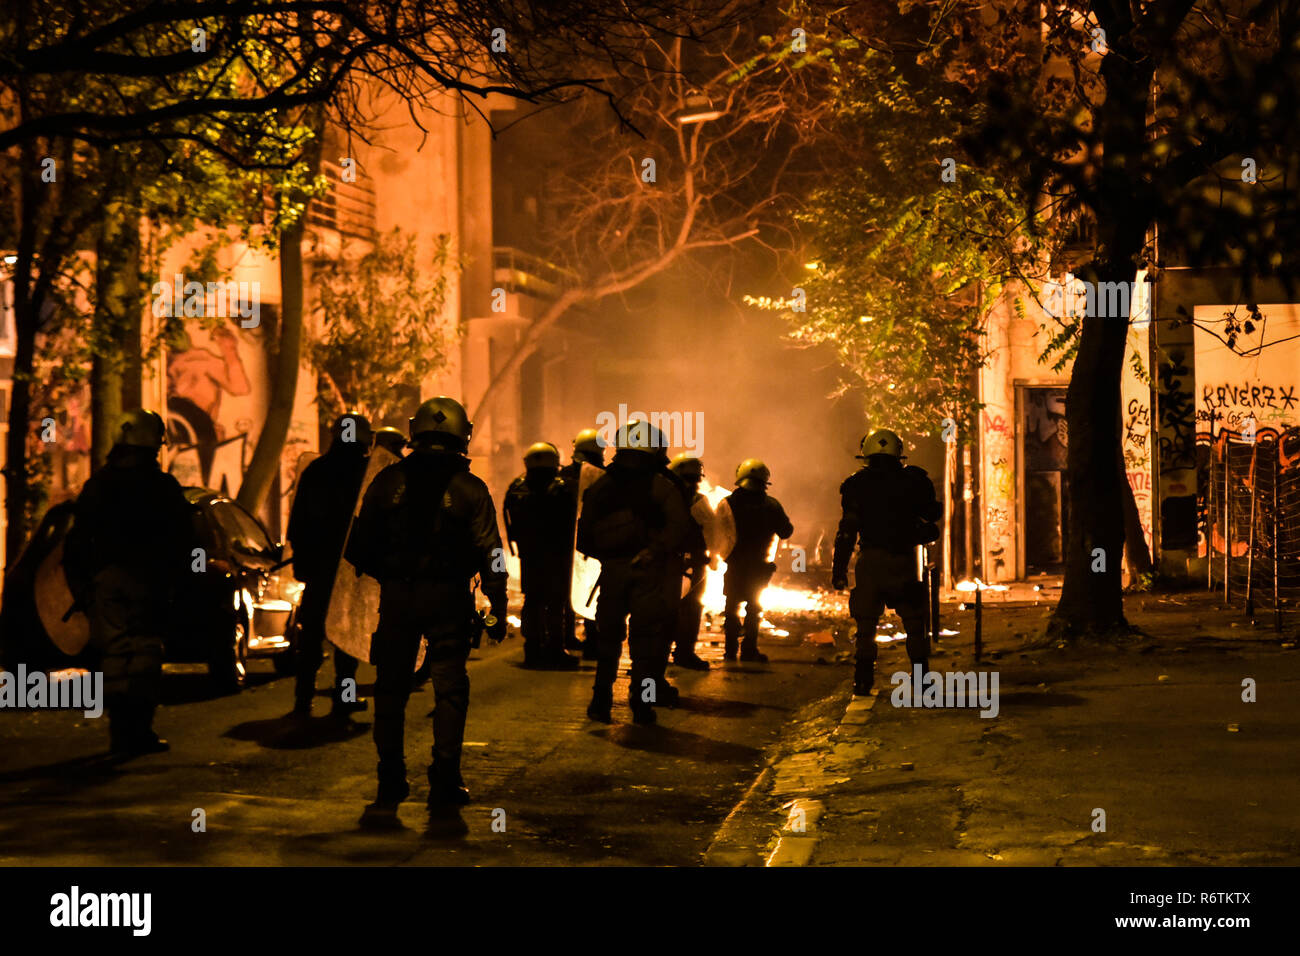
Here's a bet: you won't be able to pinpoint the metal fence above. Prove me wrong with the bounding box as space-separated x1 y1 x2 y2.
1206 427 1300 628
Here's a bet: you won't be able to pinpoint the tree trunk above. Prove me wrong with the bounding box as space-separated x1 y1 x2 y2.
1120 460 1155 584
4 136 41 572
1049 46 1153 639
236 117 324 519
1050 299 1134 636
90 193 140 468
4 271 38 574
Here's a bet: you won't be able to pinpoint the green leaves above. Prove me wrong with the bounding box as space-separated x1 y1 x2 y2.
308 228 456 425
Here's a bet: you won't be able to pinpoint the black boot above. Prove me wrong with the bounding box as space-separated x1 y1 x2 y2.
107 695 132 754
111 699 168 755
739 643 768 663
132 702 169 753
427 762 470 807
545 646 581 670
374 757 410 807
656 678 680 707
586 686 613 723
673 651 710 671
330 694 369 719
854 664 875 696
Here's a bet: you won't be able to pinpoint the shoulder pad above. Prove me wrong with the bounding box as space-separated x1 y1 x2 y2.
903 465 931 480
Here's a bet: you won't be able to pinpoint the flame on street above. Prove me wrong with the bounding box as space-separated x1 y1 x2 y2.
697 478 830 616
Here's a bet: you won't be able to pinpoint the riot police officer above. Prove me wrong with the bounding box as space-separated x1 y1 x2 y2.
561 427 606 660
721 459 793 662
347 397 508 810
504 442 579 670
577 421 688 724
373 426 408 458
832 428 940 695
62 409 196 755
666 454 711 671
287 412 373 719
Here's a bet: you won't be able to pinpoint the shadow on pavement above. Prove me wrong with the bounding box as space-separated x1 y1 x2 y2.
424 807 470 840
159 670 280 705
0 750 131 786
599 723 761 764
223 714 371 749
671 695 785 718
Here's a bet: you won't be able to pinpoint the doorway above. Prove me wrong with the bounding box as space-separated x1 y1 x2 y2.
1019 386 1070 574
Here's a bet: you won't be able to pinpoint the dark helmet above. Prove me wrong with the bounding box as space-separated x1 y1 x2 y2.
614 420 667 453
115 409 167 451
373 426 407 456
410 396 472 450
668 453 704 480
735 458 771 490
330 412 373 449
573 427 604 459
523 441 561 469
858 428 903 459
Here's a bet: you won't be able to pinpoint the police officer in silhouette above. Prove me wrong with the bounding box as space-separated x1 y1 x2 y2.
287 412 373 718
832 428 940 695
721 459 793 663
347 397 508 810
505 442 579 670
63 410 196 755
576 421 688 725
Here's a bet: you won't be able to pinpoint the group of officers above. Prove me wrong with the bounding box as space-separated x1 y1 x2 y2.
61 397 940 815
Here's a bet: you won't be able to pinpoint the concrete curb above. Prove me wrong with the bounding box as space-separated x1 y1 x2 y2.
704 686 881 867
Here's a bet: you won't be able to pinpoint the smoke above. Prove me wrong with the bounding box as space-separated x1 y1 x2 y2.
575 263 865 561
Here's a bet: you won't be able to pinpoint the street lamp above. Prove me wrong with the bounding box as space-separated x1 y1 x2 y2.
676 92 724 125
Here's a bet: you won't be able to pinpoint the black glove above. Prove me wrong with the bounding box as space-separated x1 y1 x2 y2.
487 609 507 644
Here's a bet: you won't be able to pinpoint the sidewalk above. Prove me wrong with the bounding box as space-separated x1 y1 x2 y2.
706 590 1300 866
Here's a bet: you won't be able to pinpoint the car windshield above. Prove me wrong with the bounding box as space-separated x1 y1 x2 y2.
212 499 275 560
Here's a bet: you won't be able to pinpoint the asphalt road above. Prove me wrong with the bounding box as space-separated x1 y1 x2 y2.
0 614 849 866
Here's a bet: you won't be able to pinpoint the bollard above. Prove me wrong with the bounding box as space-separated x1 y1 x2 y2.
1224 441 1232 603
930 563 941 647
974 585 983 663
1246 441 1258 619
1274 448 1282 633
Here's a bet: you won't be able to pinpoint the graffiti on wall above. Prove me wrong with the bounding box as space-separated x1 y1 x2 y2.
1193 305 1300 557
165 321 257 496
1119 324 1153 557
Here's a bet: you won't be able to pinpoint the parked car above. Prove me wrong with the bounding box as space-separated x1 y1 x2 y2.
0 488 303 692
177 488 303 690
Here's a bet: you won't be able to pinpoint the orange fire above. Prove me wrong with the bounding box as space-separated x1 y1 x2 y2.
697 478 830 615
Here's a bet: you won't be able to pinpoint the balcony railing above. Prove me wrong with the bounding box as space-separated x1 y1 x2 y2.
306 159 377 240
492 247 577 301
